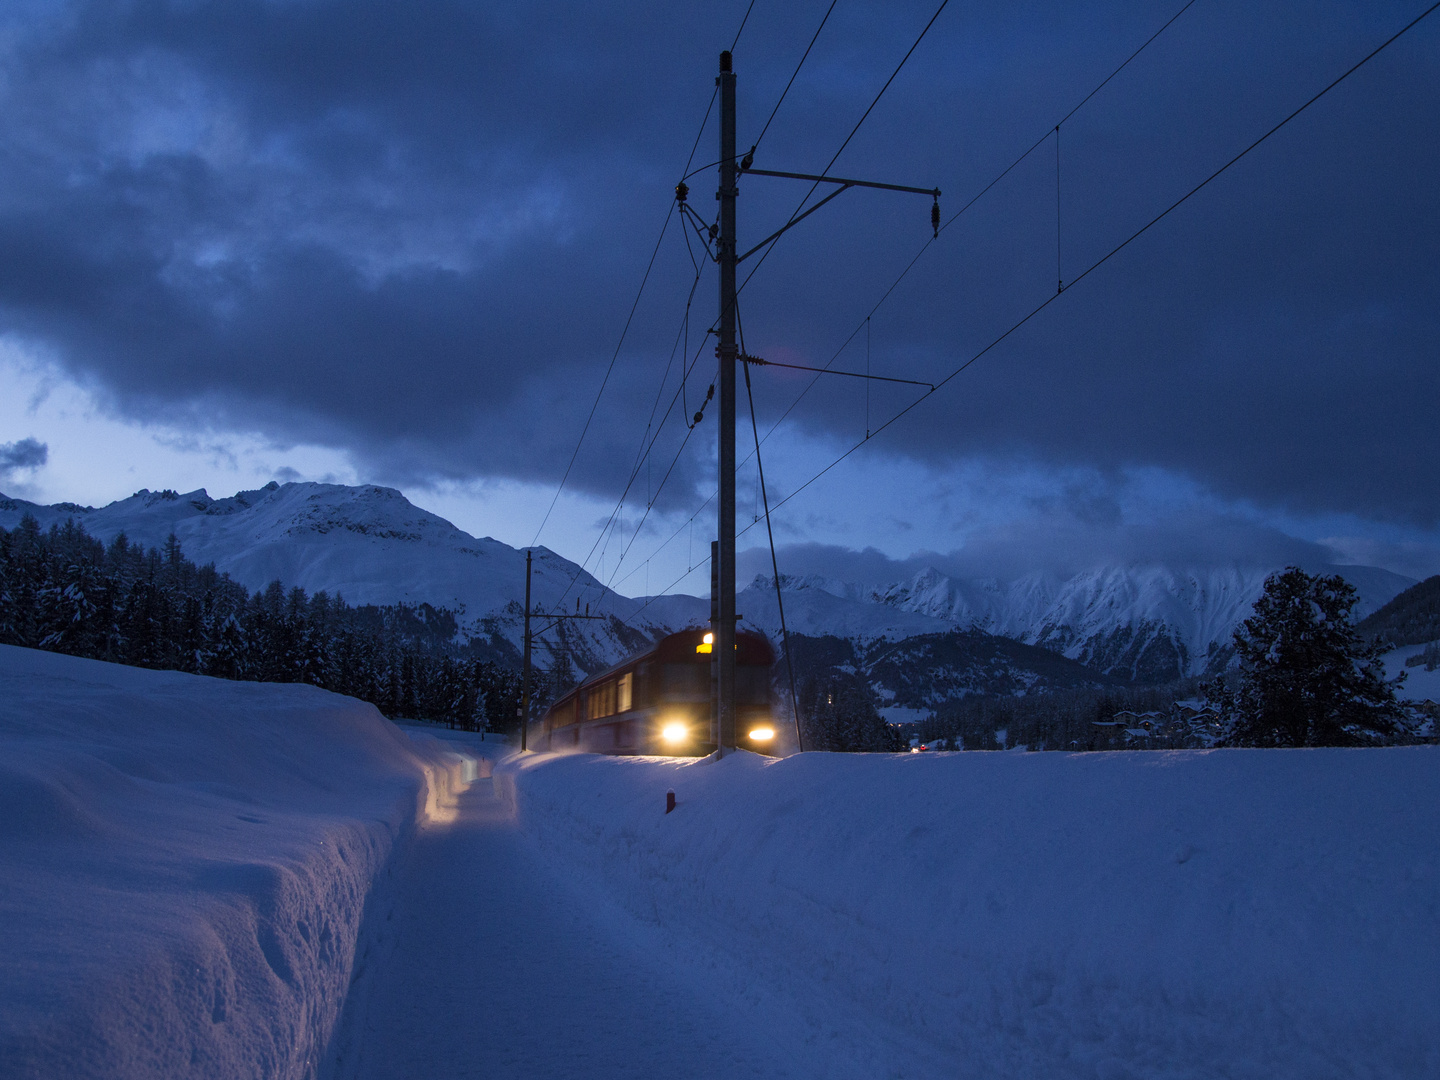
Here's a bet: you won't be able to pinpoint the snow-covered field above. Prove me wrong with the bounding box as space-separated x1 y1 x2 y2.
1383 643 1440 702
6 641 1437 1078
500 746 1440 1079
0 646 470 1080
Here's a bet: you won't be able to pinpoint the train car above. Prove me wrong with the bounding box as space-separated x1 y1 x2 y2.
528 627 778 756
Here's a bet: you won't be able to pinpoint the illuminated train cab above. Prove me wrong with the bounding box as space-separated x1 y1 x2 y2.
529 628 778 756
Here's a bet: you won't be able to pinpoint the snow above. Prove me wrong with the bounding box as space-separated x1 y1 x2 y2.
3 482 1416 680
1383 643 1440 702
498 745 1440 1078
873 562 1416 677
4 640 1436 1077
0 482 684 665
0 645 470 1080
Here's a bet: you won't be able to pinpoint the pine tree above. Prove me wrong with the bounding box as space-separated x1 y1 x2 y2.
1209 567 1408 747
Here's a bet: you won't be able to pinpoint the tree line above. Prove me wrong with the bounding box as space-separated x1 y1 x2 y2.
810 568 1429 751
0 516 522 731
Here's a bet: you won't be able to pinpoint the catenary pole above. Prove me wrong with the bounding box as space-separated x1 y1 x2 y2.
716 51 738 752
521 549 532 751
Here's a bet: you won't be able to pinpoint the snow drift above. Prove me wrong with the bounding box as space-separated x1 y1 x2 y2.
499 746 1439 1079
0 645 469 1080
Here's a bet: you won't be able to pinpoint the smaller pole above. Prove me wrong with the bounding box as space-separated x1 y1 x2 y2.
710 539 720 748
521 549 532 751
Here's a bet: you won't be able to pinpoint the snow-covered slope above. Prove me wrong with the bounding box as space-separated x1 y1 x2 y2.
0 483 679 669
870 562 1415 679
3 482 1414 682
500 746 1440 1079
0 645 470 1080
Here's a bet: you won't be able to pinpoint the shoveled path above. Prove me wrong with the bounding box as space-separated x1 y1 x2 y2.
322 766 817 1080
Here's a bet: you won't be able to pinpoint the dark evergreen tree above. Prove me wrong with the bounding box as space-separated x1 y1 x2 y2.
799 674 903 752
1208 567 1409 747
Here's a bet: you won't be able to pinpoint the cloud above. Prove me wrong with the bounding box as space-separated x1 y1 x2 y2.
0 437 47 481
741 509 1351 588
0 0 1434 532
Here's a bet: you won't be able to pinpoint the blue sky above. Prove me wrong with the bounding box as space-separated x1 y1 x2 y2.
1 0 1437 590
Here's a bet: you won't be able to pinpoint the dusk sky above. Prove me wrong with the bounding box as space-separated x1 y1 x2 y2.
0 0 1436 593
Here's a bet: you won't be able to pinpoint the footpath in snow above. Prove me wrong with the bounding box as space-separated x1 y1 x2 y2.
499 744 1440 1079
4 641 1437 1079
0 645 468 1080
324 731 823 1080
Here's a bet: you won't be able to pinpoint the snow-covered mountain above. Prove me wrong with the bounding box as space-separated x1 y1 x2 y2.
2 481 1416 684
774 562 1415 681
0 482 683 670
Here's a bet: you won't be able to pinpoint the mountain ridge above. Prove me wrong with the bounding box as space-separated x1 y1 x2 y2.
2 481 1415 684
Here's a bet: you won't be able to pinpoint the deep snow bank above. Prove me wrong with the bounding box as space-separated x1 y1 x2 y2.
500 747 1439 1079
0 645 468 1080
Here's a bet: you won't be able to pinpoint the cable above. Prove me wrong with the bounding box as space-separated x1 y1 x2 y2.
751 0 839 155
531 206 674 547
731 0 758 50
739 0 1440 535
531 39 726 552
739 0 1204 471
744 361 804 750
738 0 951 294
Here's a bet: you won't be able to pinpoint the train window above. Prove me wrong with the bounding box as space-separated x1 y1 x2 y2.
588 680 617 719
617 672 633 713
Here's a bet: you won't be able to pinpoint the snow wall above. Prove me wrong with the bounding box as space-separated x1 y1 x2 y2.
499 746 1439 1079
0 645 470 1080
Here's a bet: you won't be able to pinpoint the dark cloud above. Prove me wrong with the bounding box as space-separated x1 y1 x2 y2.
0 437 49 480
0 0 1435 528
739 511 1344 587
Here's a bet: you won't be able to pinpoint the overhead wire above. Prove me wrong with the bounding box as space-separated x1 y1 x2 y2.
574 0 846 609
736 0 1440 539
736 0 1204 474
609 0 951 604
750 0 839 155
543 0 769 606
737 0 951 295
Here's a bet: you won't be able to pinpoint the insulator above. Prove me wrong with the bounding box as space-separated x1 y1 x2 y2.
708 222 719 241
676 181 689 204
693 411 704 425
931 198 940 238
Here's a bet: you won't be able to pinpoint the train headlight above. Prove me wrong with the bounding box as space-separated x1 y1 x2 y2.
661 722 688 745
748 726 775 742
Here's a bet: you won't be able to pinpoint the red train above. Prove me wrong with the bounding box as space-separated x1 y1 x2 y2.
528 627 778 756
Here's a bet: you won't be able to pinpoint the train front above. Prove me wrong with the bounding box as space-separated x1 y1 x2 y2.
647 628 780 756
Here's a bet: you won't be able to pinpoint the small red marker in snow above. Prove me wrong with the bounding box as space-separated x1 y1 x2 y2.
666 790 676 814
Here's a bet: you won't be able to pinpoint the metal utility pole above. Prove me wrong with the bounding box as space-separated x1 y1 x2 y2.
710 539 720 747
700 50 935 754
521 549 532 750
517 552 610 752
716 49 738 752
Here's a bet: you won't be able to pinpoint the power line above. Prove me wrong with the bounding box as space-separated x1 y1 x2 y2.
590 0 1203 607
738 0 1440 537
751 0 839 154
738 0 951 294
530 37 728 551
737 0 1204 473
531 205 675 547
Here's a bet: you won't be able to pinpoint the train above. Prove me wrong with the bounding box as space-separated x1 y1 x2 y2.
527 627 778 756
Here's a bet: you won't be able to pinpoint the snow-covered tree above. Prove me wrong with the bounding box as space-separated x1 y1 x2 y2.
1209 567 1408 747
